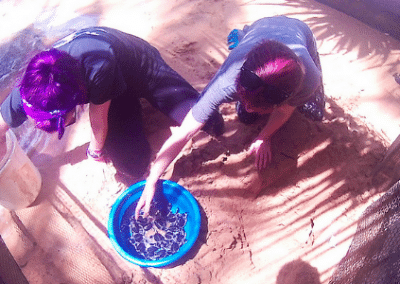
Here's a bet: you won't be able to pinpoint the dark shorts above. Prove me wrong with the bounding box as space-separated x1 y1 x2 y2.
298 48 325 122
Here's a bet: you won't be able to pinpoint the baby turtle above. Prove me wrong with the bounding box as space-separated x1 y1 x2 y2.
127 201 188 261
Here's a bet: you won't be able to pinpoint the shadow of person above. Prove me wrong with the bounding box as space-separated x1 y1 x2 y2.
28 143 89 207
277 259 321 284
256 109 326 194
103 96 152 184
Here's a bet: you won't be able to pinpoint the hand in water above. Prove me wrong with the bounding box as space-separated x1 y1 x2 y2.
135 181 157 219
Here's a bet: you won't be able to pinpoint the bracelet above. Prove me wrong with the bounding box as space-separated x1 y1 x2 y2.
86 148 104 160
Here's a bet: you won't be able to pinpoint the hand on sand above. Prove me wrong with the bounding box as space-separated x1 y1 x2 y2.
247 138 272 170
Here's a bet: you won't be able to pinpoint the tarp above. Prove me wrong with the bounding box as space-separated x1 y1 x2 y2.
316 0 400 40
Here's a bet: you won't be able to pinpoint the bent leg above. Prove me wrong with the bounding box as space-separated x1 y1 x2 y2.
104 97 151 177
148 62 224 136
298 38 325 122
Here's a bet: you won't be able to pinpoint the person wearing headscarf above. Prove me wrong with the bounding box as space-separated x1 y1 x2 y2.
0 27 223 177
135 16 325 218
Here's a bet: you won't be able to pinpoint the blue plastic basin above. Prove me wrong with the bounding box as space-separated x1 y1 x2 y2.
108 180 201 268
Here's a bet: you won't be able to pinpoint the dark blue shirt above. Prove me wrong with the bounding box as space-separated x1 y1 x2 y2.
1 27 198 127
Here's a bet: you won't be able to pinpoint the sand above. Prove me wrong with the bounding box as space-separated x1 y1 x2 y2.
0 0 400 283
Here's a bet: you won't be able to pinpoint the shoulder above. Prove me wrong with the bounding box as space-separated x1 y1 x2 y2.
53 27 126 60
250 16 307 28
249 16 313 40
0 88 27 127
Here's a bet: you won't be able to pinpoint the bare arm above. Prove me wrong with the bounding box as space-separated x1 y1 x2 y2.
135 109 204 218
88 101 111 157
257 104 295 141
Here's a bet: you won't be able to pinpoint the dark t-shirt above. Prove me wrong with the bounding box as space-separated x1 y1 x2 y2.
1 27 198 127
192 16 322 123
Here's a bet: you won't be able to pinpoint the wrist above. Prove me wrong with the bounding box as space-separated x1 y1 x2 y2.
86 147 105 160
255 134 270 142
145 176 158 190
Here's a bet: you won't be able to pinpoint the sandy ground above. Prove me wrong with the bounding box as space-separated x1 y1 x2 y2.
1 0 400 283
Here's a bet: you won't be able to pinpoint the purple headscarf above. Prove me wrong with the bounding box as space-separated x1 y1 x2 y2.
22 98 74 139
20 49 86 139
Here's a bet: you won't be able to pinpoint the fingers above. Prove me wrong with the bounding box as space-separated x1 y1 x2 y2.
134 198 144 220
135 184 157 219
254 139 272 170
257 148 271 170
255 149 267 170
135 197 151 219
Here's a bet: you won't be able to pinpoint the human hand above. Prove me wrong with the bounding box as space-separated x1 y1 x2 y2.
248 138 272 170
135 182 157 219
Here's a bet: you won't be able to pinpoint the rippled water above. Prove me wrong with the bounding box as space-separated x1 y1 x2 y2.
121 201 188 261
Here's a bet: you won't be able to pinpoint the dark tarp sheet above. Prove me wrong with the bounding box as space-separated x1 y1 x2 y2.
316 0 400 40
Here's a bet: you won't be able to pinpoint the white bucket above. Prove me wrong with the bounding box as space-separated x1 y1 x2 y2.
0 130 42 210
